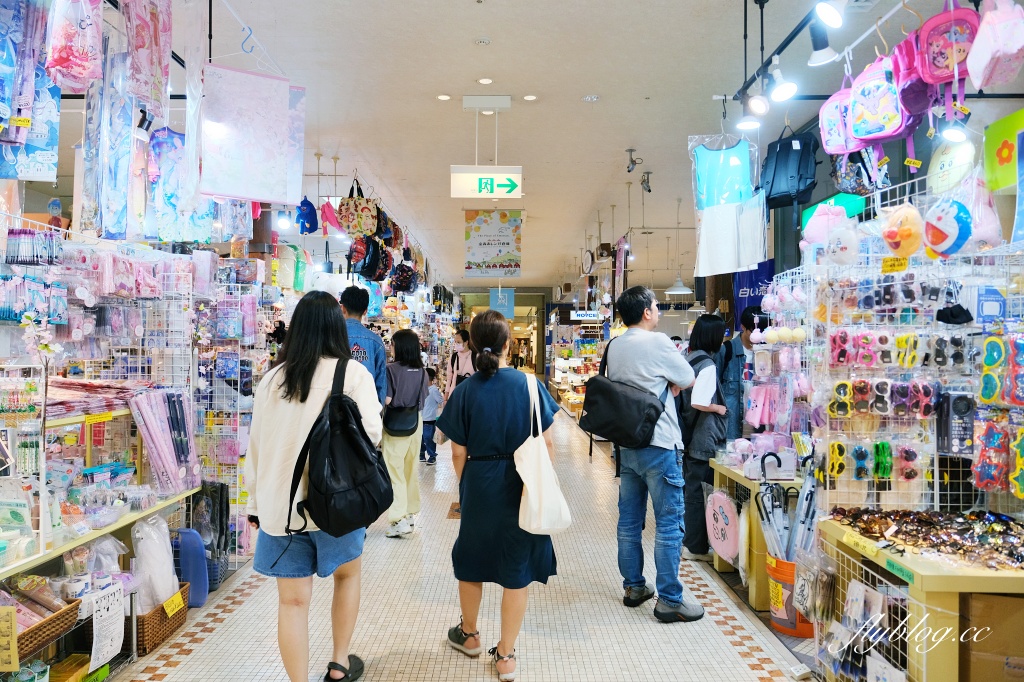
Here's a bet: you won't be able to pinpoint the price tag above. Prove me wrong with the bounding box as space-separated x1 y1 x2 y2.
766 555 777 568
844 530 881 557
885 558 915 585
86 412 113 425
72 521 92 537
877 156 890 169
904 158 923 169
926 127 936 139
769 580 784 612
10 117 30 128
162 591 185 618
953 102 971 116
881 256 908 274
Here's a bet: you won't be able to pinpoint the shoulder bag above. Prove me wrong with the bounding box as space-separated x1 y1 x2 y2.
383 368 426 437
515 375 572 534
578 338 668 449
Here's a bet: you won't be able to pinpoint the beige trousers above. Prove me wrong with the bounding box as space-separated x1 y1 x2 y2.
382 419 422 523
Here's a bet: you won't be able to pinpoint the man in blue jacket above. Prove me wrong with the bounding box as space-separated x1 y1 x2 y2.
340 286 387 406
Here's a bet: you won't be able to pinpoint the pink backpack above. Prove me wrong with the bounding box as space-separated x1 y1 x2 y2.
918 2 980 85
819 76 864 155
891 31 933 118
967 0 1024 89
848 56 924 172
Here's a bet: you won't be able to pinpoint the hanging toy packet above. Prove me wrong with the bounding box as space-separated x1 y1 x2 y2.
45 0 103 94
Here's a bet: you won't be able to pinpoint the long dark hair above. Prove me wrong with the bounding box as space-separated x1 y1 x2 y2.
392 329 423 368
470 310 509 378
275 290 351 402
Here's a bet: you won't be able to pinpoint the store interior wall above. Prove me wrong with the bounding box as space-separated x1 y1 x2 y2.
456 290 548 375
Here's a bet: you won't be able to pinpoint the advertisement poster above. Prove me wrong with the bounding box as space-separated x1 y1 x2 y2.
465 210 522 278
90 584 124 672
1014 130 1024 243
0 606 17 672
489 288 515 317
984 108 1024 193
732 259 775 331
0 58 60 182
199 65 290 203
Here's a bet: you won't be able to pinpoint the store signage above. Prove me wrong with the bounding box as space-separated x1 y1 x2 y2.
732 260 774 331
489 288 515 318
570 310 602 322
984 108 1024 192
881 257 908 274
163 591 185 618
885 559 915 585
451 165 522 198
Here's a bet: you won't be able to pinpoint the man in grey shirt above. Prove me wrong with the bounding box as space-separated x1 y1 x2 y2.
605 286 705 623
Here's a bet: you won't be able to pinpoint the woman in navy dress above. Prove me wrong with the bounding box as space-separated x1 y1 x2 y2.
437 310 559 682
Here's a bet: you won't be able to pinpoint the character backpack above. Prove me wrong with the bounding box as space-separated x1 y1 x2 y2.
966 0 1024 89
917 2 980 119
849 56 924 173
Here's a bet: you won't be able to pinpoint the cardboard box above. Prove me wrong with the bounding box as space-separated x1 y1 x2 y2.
959 594 1024 681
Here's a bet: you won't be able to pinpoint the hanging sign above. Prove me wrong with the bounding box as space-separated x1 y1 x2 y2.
732 259 775 331
984 108 1024 193
489 288 515 318
451 165 522 198
465 210 522 278
570 310 601 322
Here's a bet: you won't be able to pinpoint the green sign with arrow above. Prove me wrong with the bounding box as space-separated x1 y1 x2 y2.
451 165 523 199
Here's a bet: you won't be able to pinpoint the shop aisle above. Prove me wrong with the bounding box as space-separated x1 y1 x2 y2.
124 413 798 681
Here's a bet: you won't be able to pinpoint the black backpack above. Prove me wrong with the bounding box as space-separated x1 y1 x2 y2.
284 359 393 538
759 127 820 228
677 351 724 449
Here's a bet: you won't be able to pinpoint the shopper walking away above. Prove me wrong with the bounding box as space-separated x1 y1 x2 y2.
445 329 476 400
518 342 528 369
437 310 559 682
340 286 387 407
246 290 383 682
604 286 704 623
679 314 729 563
720 306 767 439
421 368 443 464
382 329 430 538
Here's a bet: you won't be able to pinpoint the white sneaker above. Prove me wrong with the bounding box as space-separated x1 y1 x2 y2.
404 514 417 530
682 548 714 563
385 518 412 538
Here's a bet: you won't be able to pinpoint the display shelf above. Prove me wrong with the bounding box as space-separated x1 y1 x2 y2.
45 408 133 429
0 488 199 582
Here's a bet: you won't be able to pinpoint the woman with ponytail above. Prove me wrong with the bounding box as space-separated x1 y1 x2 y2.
436 310 560 682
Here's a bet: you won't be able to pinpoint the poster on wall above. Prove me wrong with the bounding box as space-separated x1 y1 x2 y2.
0 58 60 182
465 210 522 278
1014 131 1024 244
984 108 1024 193
199 64 290 203
286 86 307 205
732 259 775 331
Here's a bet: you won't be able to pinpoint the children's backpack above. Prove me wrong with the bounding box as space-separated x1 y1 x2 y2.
347 236 381 280
849 56 925 173
891 30 934 118
819 77 864 155
830 148 891 197
758 127 820 226
918 2 980 85
392 263 415 293
967 0 1024 89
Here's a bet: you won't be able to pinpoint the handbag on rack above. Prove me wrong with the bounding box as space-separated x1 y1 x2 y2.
579 338 668 449
336 179 378 237
515 375 572 535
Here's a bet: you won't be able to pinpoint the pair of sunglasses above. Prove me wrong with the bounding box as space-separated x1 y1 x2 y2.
829 441 848 477
829 381 854 418
852 445 872 480
831 330 850 366
853 380 873 413
873 380 892 415
874 441 893 479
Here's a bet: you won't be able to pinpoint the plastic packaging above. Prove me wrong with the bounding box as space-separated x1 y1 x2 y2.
132 515 178 613
88 534 127 574
13 574 67 611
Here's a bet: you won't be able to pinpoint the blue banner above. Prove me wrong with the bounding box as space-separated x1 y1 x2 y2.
489 288 515 318
732 260 775 330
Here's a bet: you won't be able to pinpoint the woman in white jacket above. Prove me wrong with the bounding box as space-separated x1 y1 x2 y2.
245 291 383 682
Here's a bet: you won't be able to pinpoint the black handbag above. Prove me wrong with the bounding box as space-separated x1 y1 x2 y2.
579 338 668 449
383 369 426 437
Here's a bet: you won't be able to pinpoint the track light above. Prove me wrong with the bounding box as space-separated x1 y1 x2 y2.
736 97 761 131
815 0 847 29
807 19 838 67
277 210 290 229
940 112 971 143
747 81 770 116
625 148 643 173
640 171 652 193
769 56 797 102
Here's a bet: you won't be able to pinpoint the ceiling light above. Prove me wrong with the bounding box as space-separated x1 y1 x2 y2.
477 78 493 85
437 94 451 101
481 110 495 115
807 19 839 67
581 94 600 102
276 210 289 229
769 56 797 102
941 121 968 143
748 92 770 117
666 277 693 295
815 0 847 29
736 115 761 131
640 171 652 194
523 95 537 101
475 37 491 46
625 148 643 173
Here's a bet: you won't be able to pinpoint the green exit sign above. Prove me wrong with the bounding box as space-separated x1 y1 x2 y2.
451 165 522 198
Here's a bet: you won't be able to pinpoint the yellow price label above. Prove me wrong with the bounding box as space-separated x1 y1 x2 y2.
769 580 784 611
86 411 113 425
10 117 30 128
953 103 971 116
881 256 908 274
904 158 923 169
766 555 777 568
162 591 185 618
877 156 890 169
844 530 880 556
926 127 936 139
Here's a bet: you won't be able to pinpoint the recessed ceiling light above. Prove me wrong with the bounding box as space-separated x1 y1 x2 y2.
477 78 493 85
492 198 499 202
582 94 600 102
475 37 491 46
481 110 495 115
436 94 451 101
523 95 537 101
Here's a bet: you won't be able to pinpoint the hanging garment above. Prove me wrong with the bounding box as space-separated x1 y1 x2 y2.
145 127 216 242
100 52 133 240
737 191 768 271
695 191 767 278
694 140 754 210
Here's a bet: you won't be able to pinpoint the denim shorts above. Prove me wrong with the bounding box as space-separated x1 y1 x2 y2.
253 528 365 578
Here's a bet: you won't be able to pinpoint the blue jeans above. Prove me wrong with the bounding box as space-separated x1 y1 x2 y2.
617 445 684 607
421 421 437 460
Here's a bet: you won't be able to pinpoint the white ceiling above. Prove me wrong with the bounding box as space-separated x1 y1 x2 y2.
47 0 1016 291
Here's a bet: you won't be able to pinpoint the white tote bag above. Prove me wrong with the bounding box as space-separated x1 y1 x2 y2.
515 376 572 534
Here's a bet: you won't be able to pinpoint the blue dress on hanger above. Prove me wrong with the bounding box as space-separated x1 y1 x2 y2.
694 140 754 209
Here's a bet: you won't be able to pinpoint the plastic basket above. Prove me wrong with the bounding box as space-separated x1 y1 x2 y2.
129 582 189 655
17 598 82 658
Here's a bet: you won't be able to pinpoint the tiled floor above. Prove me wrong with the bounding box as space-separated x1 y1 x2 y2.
124 412 799 681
